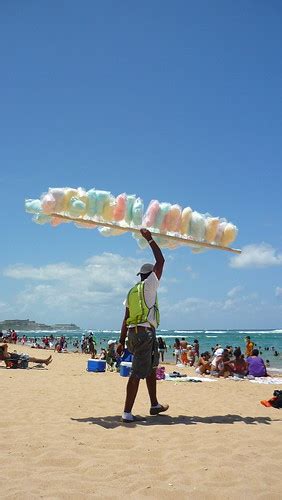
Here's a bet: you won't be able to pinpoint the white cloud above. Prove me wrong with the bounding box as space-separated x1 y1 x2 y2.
227 285 243 298
275 287 282 297
230 243 282 269
3 253 143 316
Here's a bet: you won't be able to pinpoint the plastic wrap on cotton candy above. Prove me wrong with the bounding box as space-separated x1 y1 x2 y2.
154 202 170 230
99 226 128 236
68 198 87 217
142 200 160 228
205 217 220 243
220 223 238 246
32 213 51 225
162 204 182 232
64 188 78 207
180 207 192 235
25 199 42 214
95 190 111 216
125 195 136 224
102 195 116 221
133 232 150 249
87 189 97 216
131 198 144 226
113 193 127 221
215 221 227 243
189 212 206 241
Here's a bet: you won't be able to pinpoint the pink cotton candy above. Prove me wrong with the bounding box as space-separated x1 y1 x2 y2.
50 216 66 227
113 193 127 221
143 200 160 227
162 204 181 232
41 193 56 214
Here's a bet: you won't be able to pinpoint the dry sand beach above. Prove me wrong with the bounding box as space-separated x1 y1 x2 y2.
1 345 282 500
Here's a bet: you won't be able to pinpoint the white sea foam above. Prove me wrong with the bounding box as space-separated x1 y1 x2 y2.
206 335 218 338
205 330 225 334
273 330 282 334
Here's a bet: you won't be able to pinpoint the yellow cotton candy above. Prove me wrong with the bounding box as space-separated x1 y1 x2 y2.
102 196 116 221
220 223 238 246
205 217 220 243
180 207 192 235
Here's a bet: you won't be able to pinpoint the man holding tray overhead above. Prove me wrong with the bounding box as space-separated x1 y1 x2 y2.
117 228 169 423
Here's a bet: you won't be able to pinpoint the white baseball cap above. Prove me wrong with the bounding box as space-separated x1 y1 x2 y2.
137 263 154 276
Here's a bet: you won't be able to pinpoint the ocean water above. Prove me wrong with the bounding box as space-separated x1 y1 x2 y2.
16 328 282 370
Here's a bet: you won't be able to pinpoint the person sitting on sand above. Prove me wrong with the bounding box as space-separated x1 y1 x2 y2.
229 348 248 378
0 343 52 368
246 349 267 377
210 348 231 377
195 352 211 375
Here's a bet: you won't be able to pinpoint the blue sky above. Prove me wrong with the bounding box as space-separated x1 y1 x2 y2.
1 1 282 329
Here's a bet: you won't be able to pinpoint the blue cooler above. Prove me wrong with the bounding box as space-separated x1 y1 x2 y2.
87 359 106 372
120 361 132 377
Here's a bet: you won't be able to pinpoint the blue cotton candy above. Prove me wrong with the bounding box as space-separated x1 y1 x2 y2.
87 189 97 217
95 190 111 216
132 232 149 249
189 212 206 241
25 199 42 214
132 198 144 226
154 202 171 230
125 195 136 224
68 198 86 216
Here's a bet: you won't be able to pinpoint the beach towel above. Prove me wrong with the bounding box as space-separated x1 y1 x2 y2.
249 377 282 385
164 374 217 383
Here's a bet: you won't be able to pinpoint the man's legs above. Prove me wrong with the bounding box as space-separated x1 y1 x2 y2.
124 375 140 413
146 368 158 406
29 355 52 366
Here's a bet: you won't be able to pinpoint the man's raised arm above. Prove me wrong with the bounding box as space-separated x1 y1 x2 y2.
140 228 165 280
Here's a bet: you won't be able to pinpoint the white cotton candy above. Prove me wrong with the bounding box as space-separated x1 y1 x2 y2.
49 188 68 212
132 198 144 226
32 213 51 225
189 212 206 240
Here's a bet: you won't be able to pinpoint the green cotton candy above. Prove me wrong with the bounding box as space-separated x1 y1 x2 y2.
131 198 144 226
189 211 206 241
25 199 42 214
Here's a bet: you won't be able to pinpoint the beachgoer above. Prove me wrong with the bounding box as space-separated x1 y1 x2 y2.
246 349 267 377
195 352 211 375
229 348 248 377
106 340 117 370
158 337 167 362
117 228 169 423
193 339 199 358
173 338 181 364
210 348 231 377
187 345 195 367
245 336 254 357
88 337 97 359
0 343 52 368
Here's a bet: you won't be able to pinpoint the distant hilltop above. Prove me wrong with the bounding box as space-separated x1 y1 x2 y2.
0 319 80 331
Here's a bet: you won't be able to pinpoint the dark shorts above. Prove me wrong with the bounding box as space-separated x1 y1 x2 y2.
127 328 159 379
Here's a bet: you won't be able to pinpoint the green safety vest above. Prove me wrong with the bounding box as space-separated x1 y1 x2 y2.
126 282 160 328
